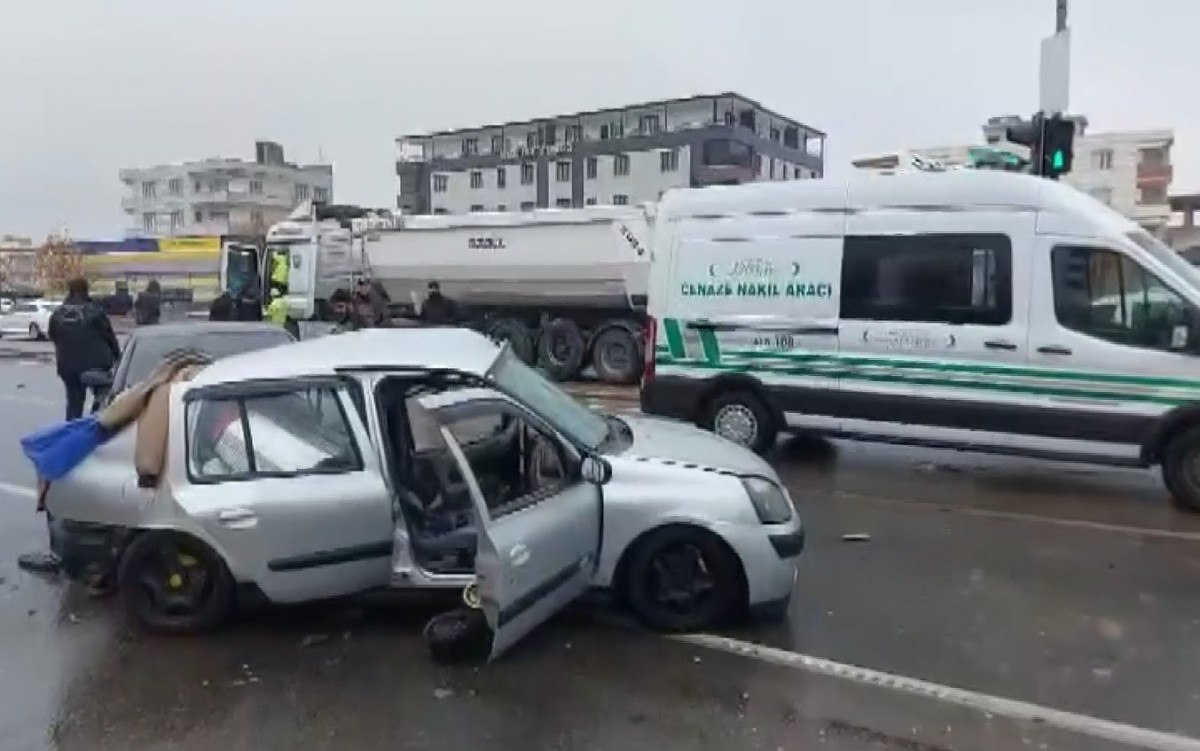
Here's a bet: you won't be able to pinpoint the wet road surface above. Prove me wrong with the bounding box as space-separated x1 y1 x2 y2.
2 358 1200 749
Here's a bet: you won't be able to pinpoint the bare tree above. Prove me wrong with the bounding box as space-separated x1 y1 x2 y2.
35 236 86 295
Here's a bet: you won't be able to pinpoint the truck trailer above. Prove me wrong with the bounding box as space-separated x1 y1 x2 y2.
220 202 654 384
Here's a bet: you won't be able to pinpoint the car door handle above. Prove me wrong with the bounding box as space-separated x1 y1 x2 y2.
508 544 530 567
1037 345 1073 356
984 340 1018 351
217 508 258 529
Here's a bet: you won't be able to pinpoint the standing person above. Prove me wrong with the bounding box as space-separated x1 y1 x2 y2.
234 282 263 321
133 279 162 326
48 277 121 421
209 291 234 321
419 280 456 325
265 288 289 326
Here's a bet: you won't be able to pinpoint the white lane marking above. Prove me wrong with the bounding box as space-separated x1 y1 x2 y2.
672 633 1200 751
0 394 59 406
837 490 1200 543
0 481 36 499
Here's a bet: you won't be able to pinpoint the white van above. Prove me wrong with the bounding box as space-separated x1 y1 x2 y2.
640 170 1200 511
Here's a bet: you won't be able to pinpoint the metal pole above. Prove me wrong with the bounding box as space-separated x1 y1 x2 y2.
1056 0 1067 32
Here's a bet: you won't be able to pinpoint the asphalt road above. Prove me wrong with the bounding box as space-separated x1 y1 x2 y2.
2 356 1199 750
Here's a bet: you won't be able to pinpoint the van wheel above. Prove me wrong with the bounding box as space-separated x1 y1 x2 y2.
704 390 777 455
537 318 586 381
117 531 234 635
591 324 643 385
486 318 535 364
1162 426 1200 512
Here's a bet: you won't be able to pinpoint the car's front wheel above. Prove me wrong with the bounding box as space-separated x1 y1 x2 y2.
117 530 234 635
28 323 42 341
623 526 745 632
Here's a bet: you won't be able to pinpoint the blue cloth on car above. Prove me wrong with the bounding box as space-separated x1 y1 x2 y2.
20 416 113 481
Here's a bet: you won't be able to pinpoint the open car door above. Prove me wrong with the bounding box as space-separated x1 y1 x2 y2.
417 387 605 660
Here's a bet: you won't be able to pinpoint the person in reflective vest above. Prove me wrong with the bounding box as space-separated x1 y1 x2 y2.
265 288 289 325
270 250 289 296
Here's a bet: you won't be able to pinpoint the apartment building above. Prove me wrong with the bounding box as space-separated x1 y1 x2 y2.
853 119 1175 234
120 141 333 237
395 93 826 215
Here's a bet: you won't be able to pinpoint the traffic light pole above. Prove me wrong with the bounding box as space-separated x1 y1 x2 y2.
1056 0 1067 33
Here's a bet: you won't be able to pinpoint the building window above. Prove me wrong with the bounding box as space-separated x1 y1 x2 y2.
585 197 597 206
794 166 802 179
314 187 329 202
251 209 264 227
840 233 1012 325
1092 149 1114 170
170 211 184 231
295 184 310 203
1051 245 1194 352
770 127 781 142
142 213 155 232
496 204 507 212
769 158 776 179
586 157 598 179
433 208 448 215
614 154 630 177
470 171 483 189
704 138 753 168
496 166 507 189
1140 147 1167 167
470 204 485 212
556 161 571 182
639 114 661 134
613 194 629 206
141 182 156 199
194 210 203 223
1139 185 1167 205
556 198 572 208
462 137 479 156
520 201 535 211
521 163 535 185
599 124 609 140
526 133 536 150
167 178 182 196
193 180 202 193
433 174 449 193
660 150 679 172
249 180 263 195
490 135 504 154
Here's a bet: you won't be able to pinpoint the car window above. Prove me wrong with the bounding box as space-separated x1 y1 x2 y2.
840 233 1012 325
187 385 362 481
12 302 36 313
1052 245 1197 352
125 330 292 386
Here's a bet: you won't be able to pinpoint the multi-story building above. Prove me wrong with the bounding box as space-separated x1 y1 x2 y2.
395 93 825 215
853 119 1175 234
120 141 332 237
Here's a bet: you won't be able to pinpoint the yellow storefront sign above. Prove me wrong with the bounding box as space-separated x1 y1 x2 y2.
158 237 221 254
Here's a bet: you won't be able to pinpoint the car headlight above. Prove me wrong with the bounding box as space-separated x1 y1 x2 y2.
740 476 793 524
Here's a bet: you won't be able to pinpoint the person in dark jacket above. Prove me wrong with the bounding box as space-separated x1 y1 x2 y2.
49 277 121 421
419 280 456 325
234 282 263 321
209 292 234 321
133 279 162 326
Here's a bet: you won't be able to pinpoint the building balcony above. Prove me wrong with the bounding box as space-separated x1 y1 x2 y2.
1137 163 1173 188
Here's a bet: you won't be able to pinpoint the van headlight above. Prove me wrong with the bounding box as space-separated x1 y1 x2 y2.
740 476 793 524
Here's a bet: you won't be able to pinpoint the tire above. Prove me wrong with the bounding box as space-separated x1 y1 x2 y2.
424 608 493 665
28 323 42 341
486 318 535 364
117 530 235 635
591 324 644 385
1161 425 1200 512
703 389 778 455
623 526 744 632
536 318 586 381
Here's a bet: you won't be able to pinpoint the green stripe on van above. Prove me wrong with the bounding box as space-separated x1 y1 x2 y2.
662 318 687 358
697 327 722 364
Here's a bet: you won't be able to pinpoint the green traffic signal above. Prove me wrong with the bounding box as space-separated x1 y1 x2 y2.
1051 149 1065 171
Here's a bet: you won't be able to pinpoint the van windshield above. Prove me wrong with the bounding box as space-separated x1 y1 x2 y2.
1128 229 1200 293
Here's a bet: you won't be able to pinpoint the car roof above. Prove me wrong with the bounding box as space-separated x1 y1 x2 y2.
188 327 503 387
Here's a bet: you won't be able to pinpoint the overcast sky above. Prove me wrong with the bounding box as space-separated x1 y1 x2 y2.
0 0 1195 239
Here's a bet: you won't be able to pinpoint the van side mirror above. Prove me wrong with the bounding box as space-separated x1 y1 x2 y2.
580 455 612 485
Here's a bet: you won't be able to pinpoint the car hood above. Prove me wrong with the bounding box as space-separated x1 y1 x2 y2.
615 415 775 477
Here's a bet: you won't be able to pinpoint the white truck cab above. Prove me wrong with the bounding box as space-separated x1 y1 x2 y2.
640 169 1200 511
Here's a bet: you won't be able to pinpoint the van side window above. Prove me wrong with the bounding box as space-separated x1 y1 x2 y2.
840 234 1012 325
1051 246 1195 352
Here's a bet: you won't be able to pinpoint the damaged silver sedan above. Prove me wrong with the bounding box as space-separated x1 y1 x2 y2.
43 328 803 659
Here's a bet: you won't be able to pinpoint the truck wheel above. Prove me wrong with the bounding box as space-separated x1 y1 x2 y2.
537 319 586 381
1161 425 1200 512
487 318 535 364
591 324 643 385
704 390 778 455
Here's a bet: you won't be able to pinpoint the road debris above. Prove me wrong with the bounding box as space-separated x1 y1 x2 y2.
301 633 331 648
841 533 872 542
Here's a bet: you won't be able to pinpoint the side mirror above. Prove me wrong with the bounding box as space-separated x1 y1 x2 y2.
80 369 113 389
580 455 612 486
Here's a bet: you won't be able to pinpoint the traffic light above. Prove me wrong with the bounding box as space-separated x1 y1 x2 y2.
1041 114 1075 178
1003 113 1075 179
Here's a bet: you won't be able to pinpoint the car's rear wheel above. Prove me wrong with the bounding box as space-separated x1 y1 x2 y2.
623 526 744 632
28 323 42 341
117 530 234 635
703 390 777 455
